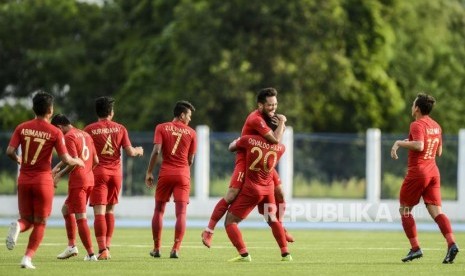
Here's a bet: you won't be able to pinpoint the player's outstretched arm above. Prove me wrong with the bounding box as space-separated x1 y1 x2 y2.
124 146 144 157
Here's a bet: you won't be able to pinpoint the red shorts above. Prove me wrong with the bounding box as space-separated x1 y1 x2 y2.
90 174 122 206
229 193 275 220
399 175 441 206
156 175 190 203
65 186 93 214
18 183 54 218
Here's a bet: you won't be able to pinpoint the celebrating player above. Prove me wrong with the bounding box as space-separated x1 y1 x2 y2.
51 114 99 261
202 87 294 247
145 101 197 258
5 92 84 269
84 96 144 260
391 93 459 263
225 135 292 262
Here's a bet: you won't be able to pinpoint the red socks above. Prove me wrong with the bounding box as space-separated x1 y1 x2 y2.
77 218 94 254
25 222 46 258
64 214 76 246
401 214 420 250
173 202 187 251
94 214 107 251
152 201 166 250
435 213 456 247
269 221 288 254
225 223 247 255
105 213 115 248
18 218 32 232
207 198 229 230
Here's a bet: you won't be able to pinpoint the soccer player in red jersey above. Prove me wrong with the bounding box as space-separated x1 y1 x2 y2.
51 114 99 261
202 87 294 247
84 96 144 260
225 135 292 262
145 101 197 259
5 91 84 269
391 93 459 263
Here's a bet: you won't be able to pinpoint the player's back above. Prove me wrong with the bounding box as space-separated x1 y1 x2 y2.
65 128 95 186
408 116 441 176
237 135 285 195
13 118 64 175
155 121 196 178
84 119 130 175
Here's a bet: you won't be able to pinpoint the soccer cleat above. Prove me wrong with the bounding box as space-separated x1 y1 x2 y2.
284 228 295 243
201 230 213 248
281 254 293 261
57 246 78 259
170 250 179 259
443 243 459 264
401 248 423 262
83 254 98 261
97 249 110 260
228 254 252 262
20 256 36 269
6 221 20 250
150 250 161 258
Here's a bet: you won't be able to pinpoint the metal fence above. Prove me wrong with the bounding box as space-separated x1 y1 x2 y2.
0 131 458 199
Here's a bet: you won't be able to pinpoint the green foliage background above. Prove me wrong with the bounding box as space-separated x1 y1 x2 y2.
1 0 465 133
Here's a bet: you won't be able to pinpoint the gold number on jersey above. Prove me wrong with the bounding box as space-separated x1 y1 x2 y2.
236 171 245 182
101 136 115 155
423 137 439 159
81 137 90 161
23 136 46 165
248 146 278 173
171 132 182 155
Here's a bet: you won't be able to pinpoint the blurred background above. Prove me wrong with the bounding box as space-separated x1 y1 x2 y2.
1 0 464 205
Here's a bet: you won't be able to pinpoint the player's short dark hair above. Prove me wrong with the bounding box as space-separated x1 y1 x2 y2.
173 100 195 117
257 87 278 104
32 91 54 116
51 114 71 127
415 93 436 115
95 96 115 118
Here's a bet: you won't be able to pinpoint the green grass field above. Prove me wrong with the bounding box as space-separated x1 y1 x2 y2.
1 227 464 275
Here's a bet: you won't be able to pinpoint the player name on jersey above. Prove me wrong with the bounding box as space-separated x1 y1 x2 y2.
164 125 191 134
426 127 440 135
90 127 120 135
20 128 51 140
247 137 283 151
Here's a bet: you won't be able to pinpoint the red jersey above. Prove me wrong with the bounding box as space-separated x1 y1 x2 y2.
234 110 274 165
236 135 285 195
154 121 196 178
407 116 441 178
65 128 96 188
8 118 67 184
241 110 272 136
84 119 131 175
